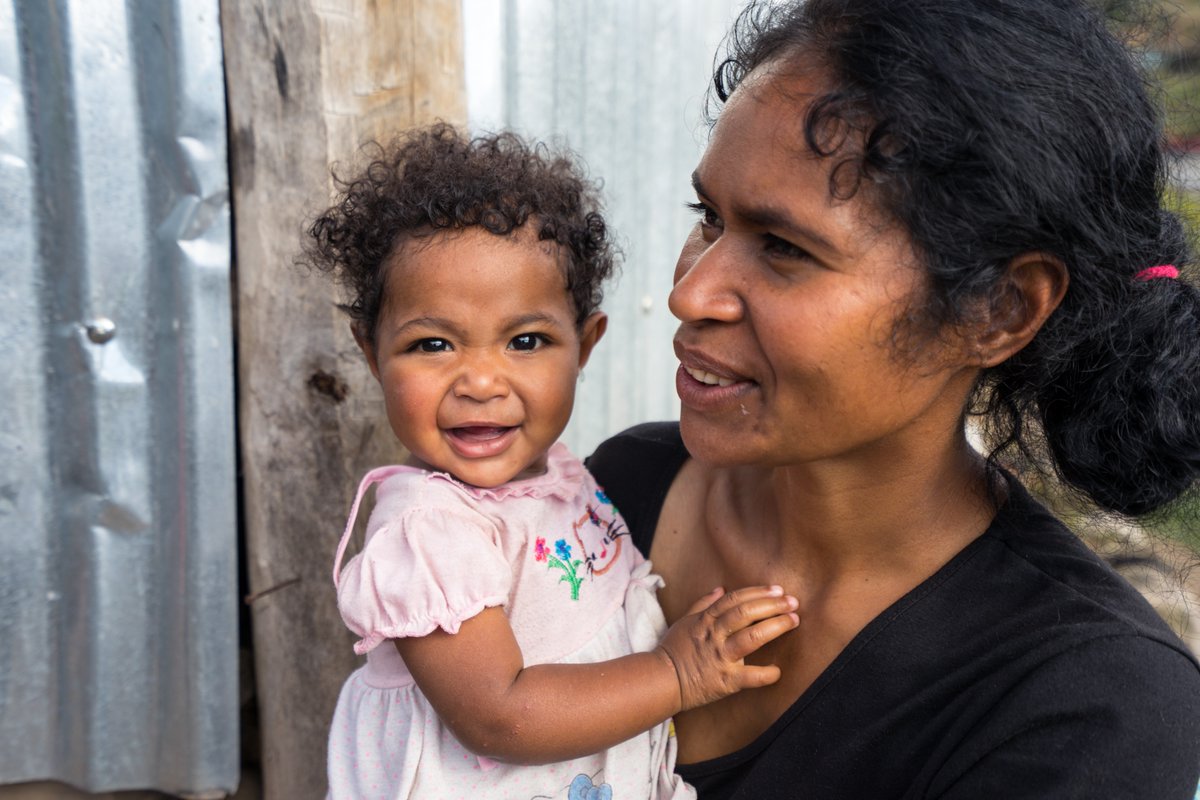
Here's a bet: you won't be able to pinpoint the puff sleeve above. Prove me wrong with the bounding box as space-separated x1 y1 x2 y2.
336 501 512 655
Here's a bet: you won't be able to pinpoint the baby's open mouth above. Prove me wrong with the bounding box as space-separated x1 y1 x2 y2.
448 425 515 442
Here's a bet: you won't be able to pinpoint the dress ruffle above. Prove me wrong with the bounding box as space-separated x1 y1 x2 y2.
337 502 513 654
423 442 586 503
348 593 511 655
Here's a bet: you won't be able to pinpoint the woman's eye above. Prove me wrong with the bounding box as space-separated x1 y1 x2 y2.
686 201 722 233
763 233 809 260
509 333 546 351
412 338 450 353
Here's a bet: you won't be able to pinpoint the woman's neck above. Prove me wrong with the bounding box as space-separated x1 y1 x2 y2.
706 431 996 587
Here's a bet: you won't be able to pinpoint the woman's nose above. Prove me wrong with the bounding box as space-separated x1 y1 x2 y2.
668 227 744 325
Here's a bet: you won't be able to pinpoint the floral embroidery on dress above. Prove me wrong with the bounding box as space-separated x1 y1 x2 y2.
534 489 631 600
567 773 613 800
534 536 585 600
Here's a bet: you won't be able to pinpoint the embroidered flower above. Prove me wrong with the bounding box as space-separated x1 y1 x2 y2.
568 773 613 800
538 537 584 600
595 489 610 504
586 504 602 526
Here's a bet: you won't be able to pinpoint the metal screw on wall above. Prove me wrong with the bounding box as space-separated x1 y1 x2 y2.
85 317 117 344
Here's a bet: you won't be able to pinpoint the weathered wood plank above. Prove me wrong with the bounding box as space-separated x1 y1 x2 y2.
220 2 464 796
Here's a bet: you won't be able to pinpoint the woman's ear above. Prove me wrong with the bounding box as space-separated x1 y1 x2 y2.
973 252 1069 367
351 321 382 381
576 312 608 370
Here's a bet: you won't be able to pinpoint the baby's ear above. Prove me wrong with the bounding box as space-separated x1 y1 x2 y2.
576 312 608 370
351 321 381 381
972 252 1068 367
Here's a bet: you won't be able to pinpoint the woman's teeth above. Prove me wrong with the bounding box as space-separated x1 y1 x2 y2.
685 366 734 387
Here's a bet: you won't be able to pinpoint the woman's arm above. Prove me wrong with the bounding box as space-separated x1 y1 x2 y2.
395 585 799 764
930 636 1200 799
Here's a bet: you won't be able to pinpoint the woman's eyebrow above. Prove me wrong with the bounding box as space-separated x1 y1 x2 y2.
692 171 838 254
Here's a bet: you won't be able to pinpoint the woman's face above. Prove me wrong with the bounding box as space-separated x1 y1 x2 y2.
670 66 980 469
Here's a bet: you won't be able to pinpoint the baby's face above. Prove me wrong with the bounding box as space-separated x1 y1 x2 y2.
363 225 605 488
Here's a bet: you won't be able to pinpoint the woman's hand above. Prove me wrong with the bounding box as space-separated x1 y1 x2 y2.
657 585 800 711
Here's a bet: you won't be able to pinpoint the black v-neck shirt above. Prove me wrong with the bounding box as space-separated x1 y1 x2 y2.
587 422 1200 799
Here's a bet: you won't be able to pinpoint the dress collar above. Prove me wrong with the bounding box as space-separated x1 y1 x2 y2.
422 442 585 503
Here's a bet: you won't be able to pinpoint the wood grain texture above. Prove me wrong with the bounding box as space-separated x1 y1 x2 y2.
220 1 464 796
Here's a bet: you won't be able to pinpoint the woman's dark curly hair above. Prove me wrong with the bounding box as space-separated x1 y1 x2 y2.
306 123 615 341
713 0 1200 516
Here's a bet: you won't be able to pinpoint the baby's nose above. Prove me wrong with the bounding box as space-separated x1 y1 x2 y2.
452 359 509 401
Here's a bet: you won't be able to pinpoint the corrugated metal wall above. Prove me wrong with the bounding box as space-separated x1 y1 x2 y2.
0 0 742 793
463 0 744 457
0 0 238 794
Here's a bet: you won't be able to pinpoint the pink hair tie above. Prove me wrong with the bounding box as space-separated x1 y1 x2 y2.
1135 265 1179 281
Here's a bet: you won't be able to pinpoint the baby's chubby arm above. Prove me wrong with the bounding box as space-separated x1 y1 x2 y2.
395 585 799 765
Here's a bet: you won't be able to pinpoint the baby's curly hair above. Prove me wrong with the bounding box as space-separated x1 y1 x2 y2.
305 123 616 341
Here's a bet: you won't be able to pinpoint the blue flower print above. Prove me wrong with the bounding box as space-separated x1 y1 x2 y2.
568 773 613 800
535 535 585 600
594 488 622 521
555 538 572 561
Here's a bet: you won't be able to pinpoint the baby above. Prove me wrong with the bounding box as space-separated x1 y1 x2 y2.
307 123 799 799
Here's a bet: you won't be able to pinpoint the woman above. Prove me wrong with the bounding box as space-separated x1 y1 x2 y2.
588 0 1200 796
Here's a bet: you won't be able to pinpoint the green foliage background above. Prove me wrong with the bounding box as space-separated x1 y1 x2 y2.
1105 0 1200 142
1137 2 1200 548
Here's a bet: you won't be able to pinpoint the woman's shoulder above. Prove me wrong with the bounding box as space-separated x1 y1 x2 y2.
591 421 686 457
587 422 687 484
969 476 1198 668
587 422 690 555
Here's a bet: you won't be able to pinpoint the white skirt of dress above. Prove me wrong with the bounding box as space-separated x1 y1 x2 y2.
326 560 695 800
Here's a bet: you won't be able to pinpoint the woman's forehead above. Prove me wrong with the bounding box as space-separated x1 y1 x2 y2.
702 74 845 201
707 61 841 162
698 68 912 264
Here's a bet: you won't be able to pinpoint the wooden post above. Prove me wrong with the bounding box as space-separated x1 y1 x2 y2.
220 2 464 796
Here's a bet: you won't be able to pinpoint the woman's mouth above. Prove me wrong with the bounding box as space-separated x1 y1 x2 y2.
675 362 754 412
684 366 736 387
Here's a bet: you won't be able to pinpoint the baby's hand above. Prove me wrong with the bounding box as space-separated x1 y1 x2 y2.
656 585 799 712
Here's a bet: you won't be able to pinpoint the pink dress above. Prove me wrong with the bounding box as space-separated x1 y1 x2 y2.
327 443 694 800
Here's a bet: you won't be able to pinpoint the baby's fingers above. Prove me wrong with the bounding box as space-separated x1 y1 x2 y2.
682 586 726 617
723 611 800 661
735 663 784 690
702 585 790 620
709 587 798 632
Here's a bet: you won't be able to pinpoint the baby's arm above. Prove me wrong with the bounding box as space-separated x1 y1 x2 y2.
395 585 798 765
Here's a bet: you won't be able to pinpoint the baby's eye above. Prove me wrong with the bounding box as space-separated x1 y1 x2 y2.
686 201 722 233
412 338 451 353
509 333 548 352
